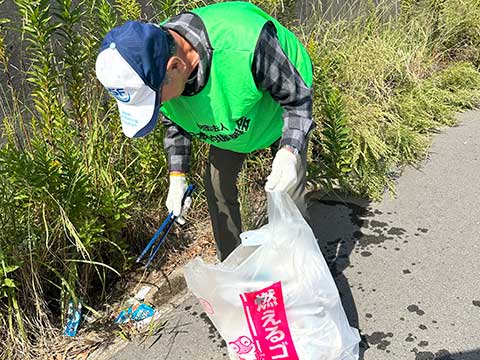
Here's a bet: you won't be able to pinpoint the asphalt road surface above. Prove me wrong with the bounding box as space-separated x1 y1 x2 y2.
108 109 480 360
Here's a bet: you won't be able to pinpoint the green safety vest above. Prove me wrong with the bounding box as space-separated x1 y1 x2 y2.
160 1 313 153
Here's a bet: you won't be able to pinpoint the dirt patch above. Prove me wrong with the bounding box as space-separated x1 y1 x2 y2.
39 216 218 360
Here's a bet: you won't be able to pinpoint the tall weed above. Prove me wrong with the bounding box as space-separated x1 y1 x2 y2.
306 0 480 198
0 0 168 357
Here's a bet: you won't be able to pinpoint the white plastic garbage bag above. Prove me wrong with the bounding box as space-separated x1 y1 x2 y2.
184 192 360 360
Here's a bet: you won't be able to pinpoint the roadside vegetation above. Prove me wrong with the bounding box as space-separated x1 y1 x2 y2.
0 0 479 358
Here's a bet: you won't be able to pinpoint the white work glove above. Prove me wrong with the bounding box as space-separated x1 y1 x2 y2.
265 147 298 193
166 173 192 225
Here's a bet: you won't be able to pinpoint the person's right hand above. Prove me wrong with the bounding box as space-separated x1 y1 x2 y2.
166 173 192 225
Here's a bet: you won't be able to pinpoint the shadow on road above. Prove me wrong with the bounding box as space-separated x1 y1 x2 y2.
448 349 480 360
306 191 374 358
416 349 480 360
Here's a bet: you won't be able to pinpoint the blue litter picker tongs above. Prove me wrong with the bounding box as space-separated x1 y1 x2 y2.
136 184 195 269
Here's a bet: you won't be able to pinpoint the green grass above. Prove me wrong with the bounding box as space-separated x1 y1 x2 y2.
0 0 479 358
304 0 480 198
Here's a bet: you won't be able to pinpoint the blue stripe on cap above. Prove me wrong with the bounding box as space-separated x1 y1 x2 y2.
132 92 162 138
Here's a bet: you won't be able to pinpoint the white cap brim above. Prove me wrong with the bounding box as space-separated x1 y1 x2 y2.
116 86 159 138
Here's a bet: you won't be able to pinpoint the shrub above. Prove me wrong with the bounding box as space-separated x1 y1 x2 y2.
305 1 480 198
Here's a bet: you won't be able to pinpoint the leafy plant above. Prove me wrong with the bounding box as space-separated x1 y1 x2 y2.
115 0 142 21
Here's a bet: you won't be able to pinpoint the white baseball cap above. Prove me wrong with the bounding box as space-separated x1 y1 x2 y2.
95 21 171 138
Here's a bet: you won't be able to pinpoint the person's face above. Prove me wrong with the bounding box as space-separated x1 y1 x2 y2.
160 56 188 103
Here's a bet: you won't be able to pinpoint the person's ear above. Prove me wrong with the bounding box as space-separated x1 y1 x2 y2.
166 56 187 74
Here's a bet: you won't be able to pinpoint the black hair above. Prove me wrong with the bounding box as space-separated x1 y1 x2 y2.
163 28 176 58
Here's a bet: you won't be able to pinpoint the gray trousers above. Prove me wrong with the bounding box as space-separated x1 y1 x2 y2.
204 139 308 261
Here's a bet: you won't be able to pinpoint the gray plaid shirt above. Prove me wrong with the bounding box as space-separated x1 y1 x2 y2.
162 13 314 172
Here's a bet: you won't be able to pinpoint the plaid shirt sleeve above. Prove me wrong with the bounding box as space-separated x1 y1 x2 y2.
162 115 192 173
252 22 314 152
162 13 208 173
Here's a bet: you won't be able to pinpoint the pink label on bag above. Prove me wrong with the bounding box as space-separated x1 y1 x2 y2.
240 282 299 360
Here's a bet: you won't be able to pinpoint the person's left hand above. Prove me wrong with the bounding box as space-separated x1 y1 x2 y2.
265 147 298 192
